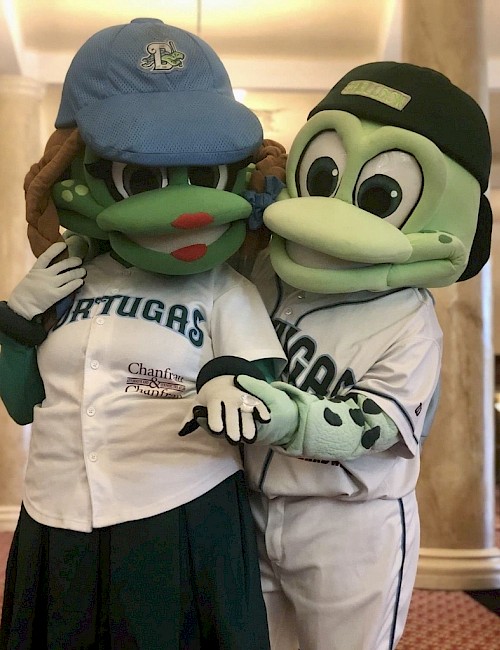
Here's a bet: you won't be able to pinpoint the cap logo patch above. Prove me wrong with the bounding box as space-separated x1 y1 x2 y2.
140 40 186 72
341 80 411 111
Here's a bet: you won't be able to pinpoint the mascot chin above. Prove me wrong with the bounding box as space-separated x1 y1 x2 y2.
187 62 492 650
0 17 287 649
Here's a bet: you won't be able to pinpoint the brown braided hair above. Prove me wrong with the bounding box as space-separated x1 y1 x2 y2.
25 128 85 259
232 138 288 277
249 138 287 193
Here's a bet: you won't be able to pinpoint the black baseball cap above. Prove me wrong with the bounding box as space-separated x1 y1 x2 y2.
309 61 491 193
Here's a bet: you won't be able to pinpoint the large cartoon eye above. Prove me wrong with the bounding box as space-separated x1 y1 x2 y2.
296 131 347 197
111 163 168 198
354 151 423 228
188 165 229 190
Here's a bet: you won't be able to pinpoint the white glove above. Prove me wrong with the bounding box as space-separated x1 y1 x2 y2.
8 241 86 320
194 375 271 444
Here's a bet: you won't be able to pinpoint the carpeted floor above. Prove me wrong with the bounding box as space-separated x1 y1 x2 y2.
0 530 499 648
398 589 499 649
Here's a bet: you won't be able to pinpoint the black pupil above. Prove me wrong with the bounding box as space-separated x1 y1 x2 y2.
357 174 402 218
189 166 220 188
306 157 339 196
124 167 163 195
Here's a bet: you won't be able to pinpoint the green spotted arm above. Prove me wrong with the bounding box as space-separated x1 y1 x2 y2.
235 375 400 461
277 383 400 461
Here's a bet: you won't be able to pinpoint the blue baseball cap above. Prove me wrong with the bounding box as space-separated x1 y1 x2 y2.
55 17 263 166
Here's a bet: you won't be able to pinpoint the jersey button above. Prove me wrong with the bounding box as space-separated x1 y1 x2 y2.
96 317 104 325
90 360 100 370
87 406 96 417
297 293 305 300
284 308 292 316
88 452 98 462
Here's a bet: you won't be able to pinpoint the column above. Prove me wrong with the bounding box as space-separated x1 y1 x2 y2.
0 75 44 531
402 0 500 589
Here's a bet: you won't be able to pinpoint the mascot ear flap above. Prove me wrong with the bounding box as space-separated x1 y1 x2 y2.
457 194 492 282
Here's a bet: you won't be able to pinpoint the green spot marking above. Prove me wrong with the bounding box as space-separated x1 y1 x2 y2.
324 408 342 427
349 408 365 427
362 398 382 415
361 426 381 449
61 190 74 203
75 185 89 196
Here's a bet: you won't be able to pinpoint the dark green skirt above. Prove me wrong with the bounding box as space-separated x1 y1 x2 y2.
0 471 270 649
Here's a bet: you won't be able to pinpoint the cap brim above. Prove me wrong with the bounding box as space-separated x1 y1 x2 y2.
73 91 263 166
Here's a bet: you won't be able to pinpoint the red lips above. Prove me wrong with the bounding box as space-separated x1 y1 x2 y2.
171 213 214 229
171 213 214 260
172 244 208 261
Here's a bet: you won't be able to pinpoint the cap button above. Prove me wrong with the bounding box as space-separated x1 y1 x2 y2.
131 17 163 24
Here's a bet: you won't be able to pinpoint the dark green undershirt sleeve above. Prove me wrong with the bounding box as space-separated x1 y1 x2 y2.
0 332 45 425
0 301 47 346
252 358 278 383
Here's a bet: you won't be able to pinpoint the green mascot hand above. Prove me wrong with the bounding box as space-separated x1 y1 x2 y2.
234 375 299 447
238 376 402 461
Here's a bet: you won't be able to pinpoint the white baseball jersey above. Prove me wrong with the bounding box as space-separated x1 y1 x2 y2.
245 250 443 501
23 253 285 533
244 249 442 650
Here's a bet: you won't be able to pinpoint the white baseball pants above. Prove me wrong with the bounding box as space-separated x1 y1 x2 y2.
249 491 419 650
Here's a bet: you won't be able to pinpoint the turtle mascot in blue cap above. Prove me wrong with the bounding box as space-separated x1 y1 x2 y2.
0 18 287 649
185 62 492 650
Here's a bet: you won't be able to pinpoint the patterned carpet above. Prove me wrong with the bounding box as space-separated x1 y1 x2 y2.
398 589 499 649
0 531 499 648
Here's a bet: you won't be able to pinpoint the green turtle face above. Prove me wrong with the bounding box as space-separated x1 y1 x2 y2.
52 147 253 275
266 110 481 293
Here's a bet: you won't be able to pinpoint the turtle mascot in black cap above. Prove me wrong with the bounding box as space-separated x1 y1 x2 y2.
185 62 492 650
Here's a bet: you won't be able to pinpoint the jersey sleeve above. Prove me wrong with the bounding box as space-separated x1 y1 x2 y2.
211 265 286 374
0 332 45 425
254 290 442 461
351 332 442 457
255 331 440 462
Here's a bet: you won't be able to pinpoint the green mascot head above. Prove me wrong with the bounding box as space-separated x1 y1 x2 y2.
27 18 271 277
265 61 492 293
